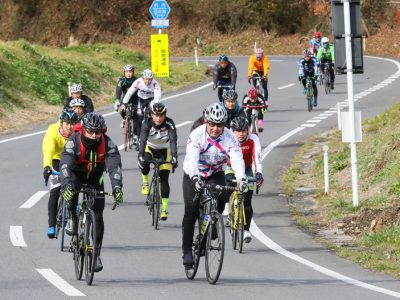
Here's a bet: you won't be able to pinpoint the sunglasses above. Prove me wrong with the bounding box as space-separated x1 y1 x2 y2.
85 129 102 135
207 122 225 128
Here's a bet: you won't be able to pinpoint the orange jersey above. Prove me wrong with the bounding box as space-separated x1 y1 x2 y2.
248 54 270 76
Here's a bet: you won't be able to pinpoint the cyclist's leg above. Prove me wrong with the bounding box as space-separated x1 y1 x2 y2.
92 178 105 247
301 77 307 93
66 173 82 235
329 62 335 88
243 190 254 231
245 109 252 126
48 160 61 230
257 109 263 131
182 173 200 260
262 77 268 100
312 78 318 106
140 146 152 195
207 172 227 214
159 148 172 217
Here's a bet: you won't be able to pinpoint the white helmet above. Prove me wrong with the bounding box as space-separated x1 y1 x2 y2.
204 103 227 124
69 98 85 107
123 64 134 71
142 69 154 79
69 83 83 94
321 37 329 44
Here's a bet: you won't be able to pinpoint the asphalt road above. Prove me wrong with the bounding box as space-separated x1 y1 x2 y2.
1 55 400 300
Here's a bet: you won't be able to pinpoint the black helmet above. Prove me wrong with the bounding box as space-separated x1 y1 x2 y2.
59 109 79 124
222 89 238 101
82 112 106 131
151 102 167 115
219 55 229 62
231 116 249 131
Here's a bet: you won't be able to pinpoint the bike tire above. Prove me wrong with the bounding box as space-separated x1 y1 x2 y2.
123 116 129 152
84 210 97 285
60 198 66 252
205 212 225 285
74 232 84 280
154 178 161 230
230 207 237 250
128 118 134 149
307 93 312 112
324 71 330 95
185 228 201 280
237 201 244 254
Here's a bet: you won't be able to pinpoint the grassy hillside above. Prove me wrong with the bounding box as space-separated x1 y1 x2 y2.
0 40 208 132
283 102 400 277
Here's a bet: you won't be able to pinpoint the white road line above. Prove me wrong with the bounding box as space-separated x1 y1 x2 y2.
9 226 27 247
313 116 328 120
252 55 400 298
319 114 333 117
301 123 316 128
20 191 48 208
277 83 295 90
251 222 400 298
36 269 85 297
307 119 322 123
0 82 212 145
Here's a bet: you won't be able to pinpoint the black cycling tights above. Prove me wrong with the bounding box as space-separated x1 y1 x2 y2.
141 150 170 198
48 160 61 227
182 172 227 252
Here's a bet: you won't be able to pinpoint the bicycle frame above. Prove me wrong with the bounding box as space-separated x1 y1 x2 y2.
243 104 265 134
250 74 264 98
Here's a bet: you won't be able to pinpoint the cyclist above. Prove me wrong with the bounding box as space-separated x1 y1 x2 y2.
138 102 178 221
121 69 161 137
225 116 264 243
317 37 335 89
309 32 322 57
221 89 246 129
64 83 94 113
114 64 139 129
247 48 270 101
190 108 208 133
60 113 123 272
213 55 238 102
182 102 248 266
42 109 79 239
242 87 268 133
68 98 86 119
298 49 318 107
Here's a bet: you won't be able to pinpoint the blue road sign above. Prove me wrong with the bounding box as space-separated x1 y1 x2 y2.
149 0 171 20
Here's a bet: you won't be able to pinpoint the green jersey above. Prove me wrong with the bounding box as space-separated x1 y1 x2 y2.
317 44 334 62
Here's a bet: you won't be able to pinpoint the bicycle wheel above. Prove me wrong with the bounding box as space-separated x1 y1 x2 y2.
324 70 330 94
205 212 225 284
128 118 134 149
123 116 129 151
229 194 237 250
237 201 245 254
74 229 84 280
185 228 201 280
154 178 161 230
251 116 257 134
59 198 67 251
84 210 97 285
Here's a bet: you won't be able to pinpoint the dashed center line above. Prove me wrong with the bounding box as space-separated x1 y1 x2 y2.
9 226 27 247
36 269 85 297
277 83 296 90
20 191 48 208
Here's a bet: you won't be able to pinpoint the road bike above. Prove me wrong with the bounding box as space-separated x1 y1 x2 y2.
242 104 266 134
227 178 257 254
304 76 314 112
250 73 265 99
145 159 173 230
123 103 141 152
322 61 332 94
185 183 232 284
71 185 114 285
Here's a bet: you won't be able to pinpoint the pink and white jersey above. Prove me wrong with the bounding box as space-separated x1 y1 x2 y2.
122 77 161 104
183 124 246 180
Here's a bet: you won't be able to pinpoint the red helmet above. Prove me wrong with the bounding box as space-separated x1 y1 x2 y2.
247 88 258 99
314 32 321 38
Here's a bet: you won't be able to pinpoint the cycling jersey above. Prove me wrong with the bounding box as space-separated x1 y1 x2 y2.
248 54 270 77
122 77 161 104
42 120 69 168
139 116 178 158
227 133 262 173
309 38 321 56
317 44 335 62
213 62 237 86
183 124 246 181
298 57 318 78
116 76 138 104
64 95 94 113
242 95 266 108
222 102 246 128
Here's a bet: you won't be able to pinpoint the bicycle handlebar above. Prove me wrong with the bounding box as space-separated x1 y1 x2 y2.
242 105 266 109
146 159 176 173
44 170 61 187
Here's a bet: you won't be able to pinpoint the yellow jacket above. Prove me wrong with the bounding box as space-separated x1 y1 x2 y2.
42 121 68 167
248 54 270 77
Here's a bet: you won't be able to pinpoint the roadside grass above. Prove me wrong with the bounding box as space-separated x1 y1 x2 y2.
0 40 208 132
283 101 400 278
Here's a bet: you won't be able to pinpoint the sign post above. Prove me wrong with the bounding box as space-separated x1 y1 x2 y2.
149 0 170 77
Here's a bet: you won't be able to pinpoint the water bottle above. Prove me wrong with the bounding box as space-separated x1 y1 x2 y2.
200 214 209 235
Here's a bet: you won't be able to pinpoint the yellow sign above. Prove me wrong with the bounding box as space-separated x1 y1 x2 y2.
151 34 169 77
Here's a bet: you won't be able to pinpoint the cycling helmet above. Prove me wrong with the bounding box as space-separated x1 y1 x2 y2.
151 102 167 115
142 69 154 79
69 98 85 107
231 116 249 131
204 103 227 124
82 112 106 131
123 64 134 71
219 55 229 62
255 48 264 54
247 87 258 99
59 109 79 124
321 37 329 44
69 83 82 94
314 32 321 38
222 89 238 101
303 49 312 57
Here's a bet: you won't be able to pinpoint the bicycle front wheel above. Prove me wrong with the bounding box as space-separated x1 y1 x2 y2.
84 210 97 285
237 201 245 254
128 118 134 149
56 196 67 251
153 178 161 230
123 116 129 151
205 212 225 284
185 232 201 280
324 71 330 94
